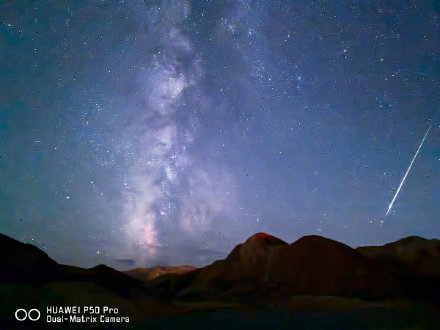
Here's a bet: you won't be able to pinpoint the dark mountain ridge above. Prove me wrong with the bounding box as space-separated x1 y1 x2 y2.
148 234 399 303
0 232 142 296
1 231 440 327
357 236 440 277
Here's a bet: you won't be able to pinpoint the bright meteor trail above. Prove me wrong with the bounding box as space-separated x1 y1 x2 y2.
386 125 432 216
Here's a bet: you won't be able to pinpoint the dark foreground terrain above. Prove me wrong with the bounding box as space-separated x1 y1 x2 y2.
1 232 440 329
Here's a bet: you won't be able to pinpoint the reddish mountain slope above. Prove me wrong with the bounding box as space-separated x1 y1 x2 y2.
149 234 399 302
2 231 440 313
124 265 198 281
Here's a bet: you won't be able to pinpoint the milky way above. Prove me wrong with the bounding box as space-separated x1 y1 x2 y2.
1 1 439 269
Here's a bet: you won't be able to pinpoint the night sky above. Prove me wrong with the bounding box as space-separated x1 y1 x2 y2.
1 0 439 270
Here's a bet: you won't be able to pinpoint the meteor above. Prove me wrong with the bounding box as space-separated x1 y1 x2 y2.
386 124 432 216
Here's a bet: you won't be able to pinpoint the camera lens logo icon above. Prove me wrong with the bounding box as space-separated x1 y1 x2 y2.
15 309 40 321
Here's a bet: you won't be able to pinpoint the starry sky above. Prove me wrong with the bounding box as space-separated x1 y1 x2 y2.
1 0 439 270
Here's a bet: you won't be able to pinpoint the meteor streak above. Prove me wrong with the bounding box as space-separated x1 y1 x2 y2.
386 125 432 216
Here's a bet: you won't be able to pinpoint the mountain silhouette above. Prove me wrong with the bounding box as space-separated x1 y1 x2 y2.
1 232 440 328
147 234 398 303
0 232 140 294
0 232 180 327
357 236 440 277
123 265 198 281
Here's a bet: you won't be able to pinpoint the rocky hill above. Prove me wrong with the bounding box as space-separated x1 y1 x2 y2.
1 232 440 328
